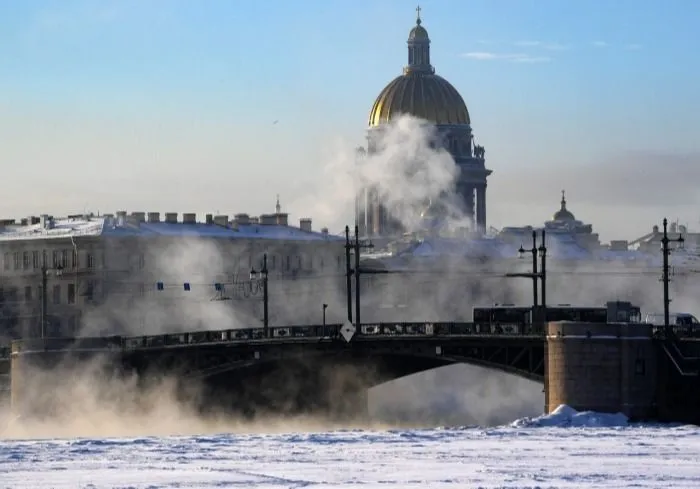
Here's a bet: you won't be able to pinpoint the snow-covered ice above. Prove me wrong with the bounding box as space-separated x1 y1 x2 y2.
1 406 699 488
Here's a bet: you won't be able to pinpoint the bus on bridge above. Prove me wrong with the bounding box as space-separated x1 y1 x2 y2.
473 301 642 330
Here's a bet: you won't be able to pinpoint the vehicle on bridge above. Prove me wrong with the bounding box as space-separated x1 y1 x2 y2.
473 301 642 330
644 312 700 337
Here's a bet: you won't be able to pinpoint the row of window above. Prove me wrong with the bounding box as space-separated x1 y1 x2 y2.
1 248 343 275
252 254 343 272
2 249 96 272
0 315 79 340
0 282 94 305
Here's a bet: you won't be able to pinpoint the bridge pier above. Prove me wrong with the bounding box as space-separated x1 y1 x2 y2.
545 321 658 420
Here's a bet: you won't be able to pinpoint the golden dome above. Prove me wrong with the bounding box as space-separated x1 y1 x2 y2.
369 73 471 127
368 8 470 127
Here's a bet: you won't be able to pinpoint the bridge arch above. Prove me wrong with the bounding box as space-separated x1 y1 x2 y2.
191 346 544 386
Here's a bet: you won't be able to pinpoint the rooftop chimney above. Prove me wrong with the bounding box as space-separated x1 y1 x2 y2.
182 213 196 224
131 211 146 223
164 212 178 224
275 213 288 226
299 218 312 232
40 214 52 230
213 215 229 227
147 212 160 223
205 214 213 225
321 227 329 235
234 213 250 225
115 211 127 227
260 214 276 225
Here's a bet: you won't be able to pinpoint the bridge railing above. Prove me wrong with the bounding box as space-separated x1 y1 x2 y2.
120 321 542 350
122 324 345 349
9 322 699 357
8 336 123 355
651 325 700 339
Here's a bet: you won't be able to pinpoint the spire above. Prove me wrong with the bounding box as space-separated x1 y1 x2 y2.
275 194 281 214
405 6 433 74
560 190 567 210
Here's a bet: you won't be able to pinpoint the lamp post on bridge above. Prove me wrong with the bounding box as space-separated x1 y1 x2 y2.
344 225 374 330
505 229 547 330
322 303 328 327
660 218 684 333
40 264 64 339
250 253 269 337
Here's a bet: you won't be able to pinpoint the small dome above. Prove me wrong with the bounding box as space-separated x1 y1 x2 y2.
553 190 576 221
409 24 429 41
409 6 430 40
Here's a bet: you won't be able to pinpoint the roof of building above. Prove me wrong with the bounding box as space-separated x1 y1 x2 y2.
368 234 663 265
0 214 343 243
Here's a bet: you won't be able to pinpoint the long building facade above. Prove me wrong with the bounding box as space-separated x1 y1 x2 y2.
356 10 491 237
0 208 346 343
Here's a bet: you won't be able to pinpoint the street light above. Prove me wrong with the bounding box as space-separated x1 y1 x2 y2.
508 229 547 330
517 230 539 308
322 303 328 327
250 253 269 337
40 264 64 339
660 218 684 332
538 236 547 309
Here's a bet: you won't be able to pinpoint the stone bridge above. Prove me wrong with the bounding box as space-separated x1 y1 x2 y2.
5 321 700 424
7 322 543 420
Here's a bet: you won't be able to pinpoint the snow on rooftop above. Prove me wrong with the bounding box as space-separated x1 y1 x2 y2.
375 234 660 265
0 215 343 243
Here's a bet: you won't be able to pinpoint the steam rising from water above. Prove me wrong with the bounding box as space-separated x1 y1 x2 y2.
295 115 470 233
0 357 542 440
2 114 696 439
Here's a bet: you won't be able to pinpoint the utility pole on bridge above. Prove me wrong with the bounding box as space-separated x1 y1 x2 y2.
660 218 684 333
250 253 269 337
506 229 547 330
344 225 374 330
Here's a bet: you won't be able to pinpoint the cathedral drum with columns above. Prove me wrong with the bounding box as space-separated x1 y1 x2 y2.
356 8 492 237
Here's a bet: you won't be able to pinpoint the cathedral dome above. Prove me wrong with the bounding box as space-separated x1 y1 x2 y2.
368 9 470 127
369 73 471 127
553 191 576 221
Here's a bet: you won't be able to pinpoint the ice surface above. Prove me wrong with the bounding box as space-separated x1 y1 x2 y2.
1 406 699 488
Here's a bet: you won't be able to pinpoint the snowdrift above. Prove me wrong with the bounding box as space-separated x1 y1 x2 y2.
510 404 629 428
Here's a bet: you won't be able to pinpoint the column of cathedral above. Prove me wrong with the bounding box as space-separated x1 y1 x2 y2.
475 185 487 232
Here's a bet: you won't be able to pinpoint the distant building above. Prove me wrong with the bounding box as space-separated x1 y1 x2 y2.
0 203 344 342
355 8 491 237
498 191 601 255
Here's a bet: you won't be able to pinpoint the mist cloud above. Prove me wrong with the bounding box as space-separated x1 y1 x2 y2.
496 150 700 208
291 114 474 234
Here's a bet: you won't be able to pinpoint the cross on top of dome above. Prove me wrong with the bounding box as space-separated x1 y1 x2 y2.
553 190 576 221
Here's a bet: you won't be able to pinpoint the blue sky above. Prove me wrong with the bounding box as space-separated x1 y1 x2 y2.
1 0 699 240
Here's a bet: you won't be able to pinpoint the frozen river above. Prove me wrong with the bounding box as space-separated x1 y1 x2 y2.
1 406 699 488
